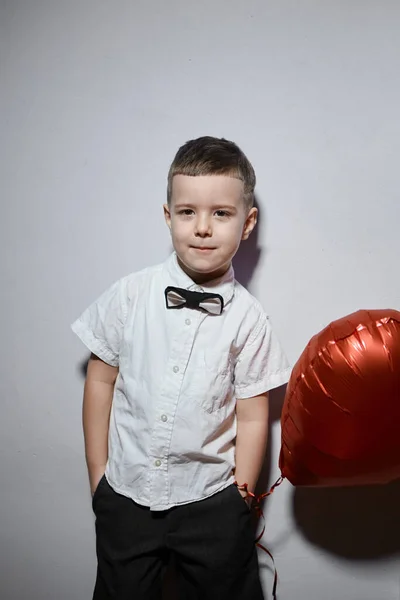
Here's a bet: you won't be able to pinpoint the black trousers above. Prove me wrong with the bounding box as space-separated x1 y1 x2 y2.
92 476 264 600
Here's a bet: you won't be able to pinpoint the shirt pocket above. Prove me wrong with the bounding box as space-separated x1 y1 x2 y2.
190 349 234 414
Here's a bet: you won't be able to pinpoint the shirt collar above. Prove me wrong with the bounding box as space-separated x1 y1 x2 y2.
163 252 235 309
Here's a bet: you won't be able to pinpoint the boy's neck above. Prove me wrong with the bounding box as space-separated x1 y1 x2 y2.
176 256 231 286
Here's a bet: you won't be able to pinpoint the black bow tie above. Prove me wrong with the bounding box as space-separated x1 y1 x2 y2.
165 286 224 315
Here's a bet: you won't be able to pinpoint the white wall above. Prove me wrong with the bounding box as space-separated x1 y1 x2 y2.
2 1 400 598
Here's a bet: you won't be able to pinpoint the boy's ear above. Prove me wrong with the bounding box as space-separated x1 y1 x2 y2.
163 203 172 229
242 207 258 240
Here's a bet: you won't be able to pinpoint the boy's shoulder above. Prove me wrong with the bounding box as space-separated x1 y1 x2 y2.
233 279 268 318
230 279 271 344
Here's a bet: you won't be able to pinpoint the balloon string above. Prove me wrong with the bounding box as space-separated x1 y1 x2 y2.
252 476 285 600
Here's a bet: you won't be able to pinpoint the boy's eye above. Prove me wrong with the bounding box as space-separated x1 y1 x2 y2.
179 209 194 216
215 210 229 217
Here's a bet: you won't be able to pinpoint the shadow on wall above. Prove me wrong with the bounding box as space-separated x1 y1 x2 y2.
80 358 89 378
255 384 287 501
233 195 263 290
292 478 400 560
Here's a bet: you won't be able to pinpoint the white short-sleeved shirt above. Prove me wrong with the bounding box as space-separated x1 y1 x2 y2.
72 253 291 510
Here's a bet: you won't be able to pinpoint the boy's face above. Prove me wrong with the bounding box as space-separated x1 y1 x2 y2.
164 174 257 283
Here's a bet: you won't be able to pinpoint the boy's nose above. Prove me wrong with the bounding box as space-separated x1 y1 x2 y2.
194 216 212 237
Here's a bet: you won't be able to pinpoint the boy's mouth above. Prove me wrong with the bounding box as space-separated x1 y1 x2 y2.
191 246 216 252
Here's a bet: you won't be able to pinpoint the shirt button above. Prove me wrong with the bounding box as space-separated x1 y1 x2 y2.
155 459 162 467
161 414 168 422
185 318 191 326
173 365 179 373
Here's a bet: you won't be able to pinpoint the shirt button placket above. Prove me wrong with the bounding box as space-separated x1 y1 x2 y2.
149 312 201 508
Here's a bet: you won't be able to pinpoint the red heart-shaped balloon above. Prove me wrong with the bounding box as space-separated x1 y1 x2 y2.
279 309 400 486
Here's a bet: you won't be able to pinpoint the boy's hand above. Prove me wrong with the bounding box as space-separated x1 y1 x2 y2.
90 467 107 497
238 487 253 507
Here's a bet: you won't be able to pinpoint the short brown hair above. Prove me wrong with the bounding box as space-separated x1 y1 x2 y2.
167 136 256 209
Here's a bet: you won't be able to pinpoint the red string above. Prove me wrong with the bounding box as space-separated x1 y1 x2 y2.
234 476 285 600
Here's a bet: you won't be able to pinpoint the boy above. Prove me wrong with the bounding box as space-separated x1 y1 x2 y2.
72 136 290 600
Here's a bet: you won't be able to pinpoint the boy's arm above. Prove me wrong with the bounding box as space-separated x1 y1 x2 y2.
83 353 118 495
234 393 269 502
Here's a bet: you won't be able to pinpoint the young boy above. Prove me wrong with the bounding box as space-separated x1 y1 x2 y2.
72 136 290 600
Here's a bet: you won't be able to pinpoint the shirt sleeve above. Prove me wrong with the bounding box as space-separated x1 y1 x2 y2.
71 277 129 367
234 314 291 399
